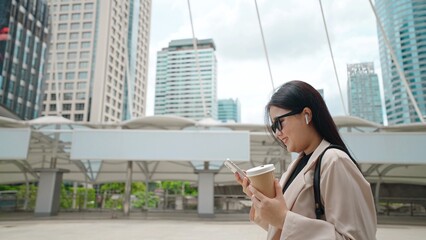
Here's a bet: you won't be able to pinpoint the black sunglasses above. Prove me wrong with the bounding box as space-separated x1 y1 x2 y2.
270 109 303 133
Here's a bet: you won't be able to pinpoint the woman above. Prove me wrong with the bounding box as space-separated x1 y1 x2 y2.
235 80 377 239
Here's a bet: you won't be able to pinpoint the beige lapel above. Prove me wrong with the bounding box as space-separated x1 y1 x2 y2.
282 140 331 210
268 140 331 239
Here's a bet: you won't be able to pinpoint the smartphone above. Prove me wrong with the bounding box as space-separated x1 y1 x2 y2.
224 159 248 180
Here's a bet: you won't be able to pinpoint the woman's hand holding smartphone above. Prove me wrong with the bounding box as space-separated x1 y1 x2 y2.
224 159 248 180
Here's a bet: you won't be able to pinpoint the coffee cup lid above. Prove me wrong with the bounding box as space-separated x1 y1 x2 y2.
246 164 275 177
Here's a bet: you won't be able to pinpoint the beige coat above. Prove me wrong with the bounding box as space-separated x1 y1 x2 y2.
256 140 377 240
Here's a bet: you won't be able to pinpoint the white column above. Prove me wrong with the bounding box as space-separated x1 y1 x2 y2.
34 168 69 217
123 161 133 216
197 170 215 218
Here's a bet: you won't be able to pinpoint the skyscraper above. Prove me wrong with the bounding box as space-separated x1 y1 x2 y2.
154 38 218 121
375 0 426 124
317 89 324 99
347 62 383 124
43 0 151 122
0 0 49 120
218 98 241 123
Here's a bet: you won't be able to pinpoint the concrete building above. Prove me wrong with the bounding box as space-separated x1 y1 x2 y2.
0 0 49 120
347 62 383 124
42 0 151 123
218 98 240 123
375 0 426 124
154 38 218 121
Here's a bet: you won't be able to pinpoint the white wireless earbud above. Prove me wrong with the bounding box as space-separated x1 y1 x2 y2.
305 114 309 124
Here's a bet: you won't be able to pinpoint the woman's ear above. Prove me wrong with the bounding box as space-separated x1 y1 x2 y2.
303 107 312 125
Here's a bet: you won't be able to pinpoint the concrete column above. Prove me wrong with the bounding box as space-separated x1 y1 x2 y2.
175 195 183 210
197 170 215 218
72 182 77 209
34 168 69 217
123 161 133 216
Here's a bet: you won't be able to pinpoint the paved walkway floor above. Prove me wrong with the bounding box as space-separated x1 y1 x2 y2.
1 212 425 240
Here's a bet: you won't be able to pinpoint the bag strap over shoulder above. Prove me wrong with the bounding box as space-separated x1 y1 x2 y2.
314 144 358 220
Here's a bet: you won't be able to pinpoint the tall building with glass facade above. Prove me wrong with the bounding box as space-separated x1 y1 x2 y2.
43 0 151 122
347 62 383 124
154 38 218 121
0 0 49 120
218 98 240 123
317 89 324 99
375 0 426 124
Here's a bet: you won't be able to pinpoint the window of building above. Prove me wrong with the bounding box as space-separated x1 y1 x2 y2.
79 61 89 68
56 73 63 80
69 42 78 49
68 52 77 60
58 23 67 30
63 93 73 100
57 33 66 40
85 3 94 10
78 71 88 79
70 32 79 39
82 32 91 39
70 23 80 30
77 82 87 89
64 83 74 90
72 4 81 11
67 62 76 70
76 92 86 100
84 12 93 19
66 72 75 80
63 103 72 110
57 53 65 60
75 114 84 122
71 13 80 20
81 41 90 48
80 51 90 59
51 83 62 90
56 43 66 50
83 22 92 29
59 14 68 21
76 103 85 110
60 5 70 11
50 104 57 111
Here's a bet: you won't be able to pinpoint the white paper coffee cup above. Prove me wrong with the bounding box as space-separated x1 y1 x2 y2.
246 164 276 198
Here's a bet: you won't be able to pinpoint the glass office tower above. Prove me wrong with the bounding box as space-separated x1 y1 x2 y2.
347 62 383 124
218 98 241 123
375 0 426 124
0 0 49 120
154 38 218 121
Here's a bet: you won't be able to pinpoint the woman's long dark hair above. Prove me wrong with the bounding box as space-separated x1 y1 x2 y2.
265 80 350 155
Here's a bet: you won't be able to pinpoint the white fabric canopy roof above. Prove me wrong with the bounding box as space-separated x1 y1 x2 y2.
1 115 425 185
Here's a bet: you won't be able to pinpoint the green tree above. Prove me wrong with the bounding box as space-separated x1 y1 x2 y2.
100 182 152 209
16 184 37 210
161 181 197 196
133 191 159 209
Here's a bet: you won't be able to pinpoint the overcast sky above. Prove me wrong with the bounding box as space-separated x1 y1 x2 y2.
145 0 383 124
